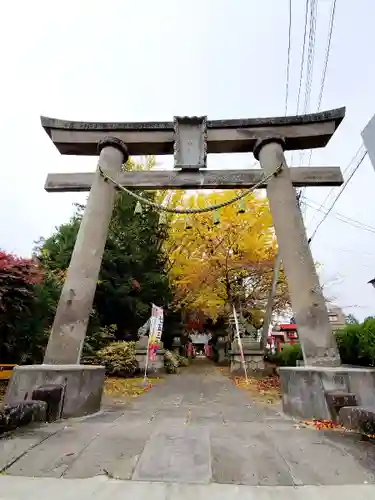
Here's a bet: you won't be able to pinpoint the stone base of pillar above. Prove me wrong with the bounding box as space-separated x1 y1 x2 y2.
217 346 227 364
4 364 105 418
279 366 375 420
229 339 265 374
229 350 265 374
135 349 166 374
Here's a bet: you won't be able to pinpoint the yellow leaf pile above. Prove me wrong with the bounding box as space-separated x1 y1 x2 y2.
233 374 281 405
103 377 159 400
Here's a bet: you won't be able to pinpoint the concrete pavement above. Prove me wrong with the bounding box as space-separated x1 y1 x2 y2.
1 360 375 497
0 476 375 500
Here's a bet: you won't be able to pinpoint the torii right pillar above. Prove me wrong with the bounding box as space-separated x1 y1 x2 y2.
255 137 375 421
254 137 340 367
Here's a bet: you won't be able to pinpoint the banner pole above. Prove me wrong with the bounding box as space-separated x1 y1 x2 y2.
232 305 248 383
144 337 150 382
143 306 154 382
144 303 164 382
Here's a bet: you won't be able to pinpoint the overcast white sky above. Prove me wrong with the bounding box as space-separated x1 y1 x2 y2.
1 0 375 320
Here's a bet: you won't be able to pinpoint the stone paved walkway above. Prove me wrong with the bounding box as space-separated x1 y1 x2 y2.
1 360 375 497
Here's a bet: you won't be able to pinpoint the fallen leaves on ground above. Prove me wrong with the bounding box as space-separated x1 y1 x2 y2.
1 377 157 405
103 376 159 401
301 419 375 440
301 419 343 431
232 374 281 405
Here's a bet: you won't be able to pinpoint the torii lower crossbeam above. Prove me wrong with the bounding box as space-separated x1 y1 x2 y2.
45 167 343 192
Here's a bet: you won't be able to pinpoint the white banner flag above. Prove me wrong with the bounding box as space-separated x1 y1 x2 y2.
144 304 164 380
149 304 163 345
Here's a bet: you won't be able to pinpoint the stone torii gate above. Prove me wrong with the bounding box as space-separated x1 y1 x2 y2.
10 107 372 422
41 109 344 369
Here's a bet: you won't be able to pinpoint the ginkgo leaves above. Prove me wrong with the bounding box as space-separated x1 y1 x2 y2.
164 190 289 321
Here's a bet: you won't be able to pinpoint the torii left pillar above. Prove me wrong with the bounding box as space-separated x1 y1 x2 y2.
5 137 128 418
44 137 128 364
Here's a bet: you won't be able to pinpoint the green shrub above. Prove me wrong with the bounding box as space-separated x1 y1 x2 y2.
97 341 138 376
360 318 375 364
82 323 116 365
264 316 375 368
335 326 362 366
266 343 303 367
175 353 189 367
164 349 179 374
336 318 375 366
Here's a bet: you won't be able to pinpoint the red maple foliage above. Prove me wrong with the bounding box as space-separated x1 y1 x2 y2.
0 252 42 281
0 251 43 313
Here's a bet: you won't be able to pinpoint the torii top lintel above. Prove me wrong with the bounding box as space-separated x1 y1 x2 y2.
41 107 345 157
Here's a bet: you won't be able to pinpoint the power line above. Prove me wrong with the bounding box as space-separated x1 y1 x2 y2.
291 0 309 167
307 0 337 166
302 198 375 235
309 150 368 241
284 0 292 116
307 144 365 229
302 0 318 115
295 0 310 116
303 198 368 227
299 0 318 165
308 150 368 242
316 0 337 112
299 0 317 164
307 202 375 233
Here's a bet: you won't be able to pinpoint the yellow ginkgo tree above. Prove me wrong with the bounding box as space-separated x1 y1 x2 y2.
164 190 289 324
